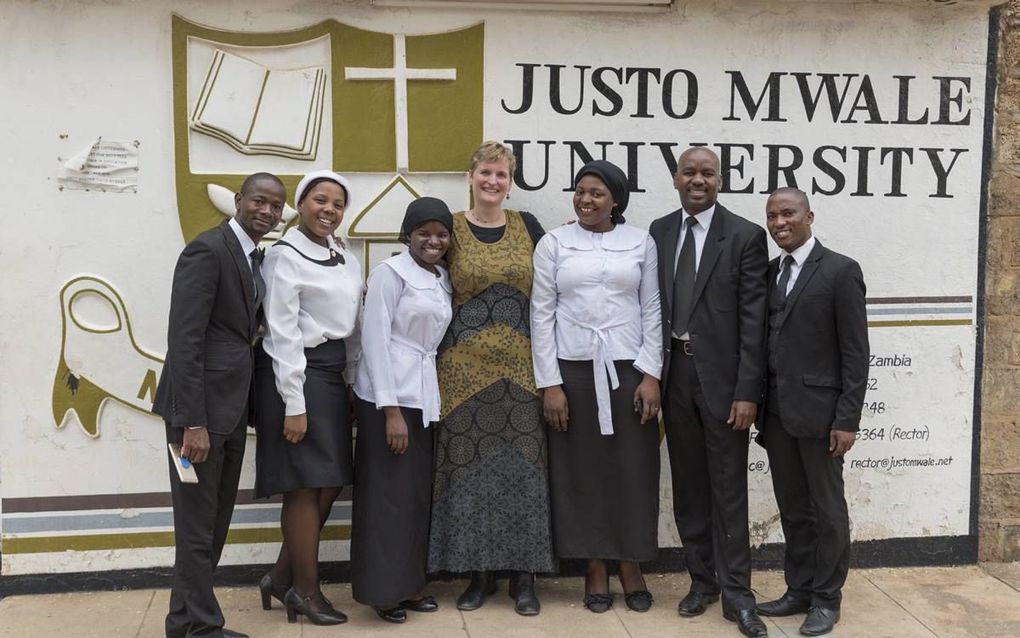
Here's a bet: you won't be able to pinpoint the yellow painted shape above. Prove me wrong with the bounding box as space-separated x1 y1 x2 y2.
333 24 397 172
406 24 484 172
51 356 107 439
868 319 972 328
3 525 352 554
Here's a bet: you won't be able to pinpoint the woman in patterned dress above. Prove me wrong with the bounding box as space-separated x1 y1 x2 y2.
428 141 553 616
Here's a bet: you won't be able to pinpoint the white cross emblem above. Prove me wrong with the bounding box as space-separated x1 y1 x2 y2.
344 34 457 172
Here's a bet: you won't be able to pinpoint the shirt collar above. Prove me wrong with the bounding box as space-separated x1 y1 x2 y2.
682 203 716 231
228 217 257 257
780 235 816 267
389 250 451 292
557 220 645 251
282 225 338 256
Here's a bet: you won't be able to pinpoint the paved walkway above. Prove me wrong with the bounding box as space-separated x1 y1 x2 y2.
2 564 1019 637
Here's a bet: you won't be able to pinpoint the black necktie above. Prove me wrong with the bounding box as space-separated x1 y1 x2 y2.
672 216 698 336
251 248 266 307
774 255 795 306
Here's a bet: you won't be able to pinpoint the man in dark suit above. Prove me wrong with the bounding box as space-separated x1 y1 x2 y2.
650 147 769 638
754 187 868 636
153 172 285 638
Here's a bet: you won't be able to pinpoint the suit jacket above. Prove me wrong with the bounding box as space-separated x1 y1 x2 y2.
762 240 869 440
650 204 768 421
153 221 259 434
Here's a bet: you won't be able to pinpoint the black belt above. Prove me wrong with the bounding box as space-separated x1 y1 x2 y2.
671 338 693 356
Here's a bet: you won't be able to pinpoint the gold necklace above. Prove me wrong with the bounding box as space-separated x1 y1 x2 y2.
469 209 504 226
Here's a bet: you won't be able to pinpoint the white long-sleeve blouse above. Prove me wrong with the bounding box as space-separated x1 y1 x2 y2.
353 250 453 424
531 222 663 435
262 227 363 416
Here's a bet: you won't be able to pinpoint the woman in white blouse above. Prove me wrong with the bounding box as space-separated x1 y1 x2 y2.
531 160 663 614
254 170 363 626
350 197 454 624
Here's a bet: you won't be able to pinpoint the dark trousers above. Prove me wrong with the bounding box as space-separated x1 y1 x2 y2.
762 408 849 610
663 351 755 611
164 423 247 638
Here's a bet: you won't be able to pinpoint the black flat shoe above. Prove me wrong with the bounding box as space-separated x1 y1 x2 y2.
399 596 439 613
624 589 654 612
677 590 719 616
508 572 541 616
283 588 348 625
583 592 613 613
799 606 839 636
456 571 497 611
222 630 249 638
374 606 408 624
724 607 768 637
756 593 810 617
258 572 288 611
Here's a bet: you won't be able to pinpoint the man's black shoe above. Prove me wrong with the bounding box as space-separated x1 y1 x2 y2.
677 590 719 616
724 608 768 637
799 606 839 636
756 593 810 617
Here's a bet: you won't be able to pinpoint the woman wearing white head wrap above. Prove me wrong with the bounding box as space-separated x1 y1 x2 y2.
253 170 363 625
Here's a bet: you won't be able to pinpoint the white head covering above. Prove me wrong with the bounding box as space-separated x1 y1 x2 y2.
294 170 354 211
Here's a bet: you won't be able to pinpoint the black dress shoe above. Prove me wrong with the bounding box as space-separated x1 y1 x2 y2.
724 608 768 637
677 590 719 616
508 572 541 616
399 595 439 612
583 592 613 613
756 593 810 617
258 572 288 611
799 606 839 636
624 589 653 612
374 606 408 624
283 588 348 625
456 571 498 611
222 631 249 638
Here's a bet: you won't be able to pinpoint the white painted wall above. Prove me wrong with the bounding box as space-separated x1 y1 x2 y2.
0 0 992 574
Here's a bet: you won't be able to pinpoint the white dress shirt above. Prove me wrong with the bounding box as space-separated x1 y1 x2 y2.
673 204 716 340
531 222 663 435
776 235 816 295
354 250 453 424
228 217 256 272
262 227 363 416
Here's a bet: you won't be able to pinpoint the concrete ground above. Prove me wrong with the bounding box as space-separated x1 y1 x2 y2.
1 564 1019 637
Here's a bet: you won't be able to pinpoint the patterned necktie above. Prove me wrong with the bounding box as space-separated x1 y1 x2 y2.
250 248 266 307
671 216 699 336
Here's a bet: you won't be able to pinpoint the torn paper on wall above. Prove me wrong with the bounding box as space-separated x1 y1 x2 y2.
57 138 139 193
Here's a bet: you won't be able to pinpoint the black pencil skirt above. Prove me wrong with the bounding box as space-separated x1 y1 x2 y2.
253 339 354 498
350 398 434 607
547 359 660 562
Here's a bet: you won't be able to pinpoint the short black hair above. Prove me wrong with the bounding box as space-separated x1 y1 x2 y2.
770 186 810 210
239 172 285 196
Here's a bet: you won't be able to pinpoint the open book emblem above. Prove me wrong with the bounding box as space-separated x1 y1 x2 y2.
190 49 326 160
170 16 483 243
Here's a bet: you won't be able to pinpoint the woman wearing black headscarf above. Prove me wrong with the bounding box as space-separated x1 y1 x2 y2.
350 198 454 624
530 160 663 613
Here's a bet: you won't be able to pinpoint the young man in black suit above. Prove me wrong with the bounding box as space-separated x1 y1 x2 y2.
755 187 868 636
650 147 769 638
153 172 285 638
